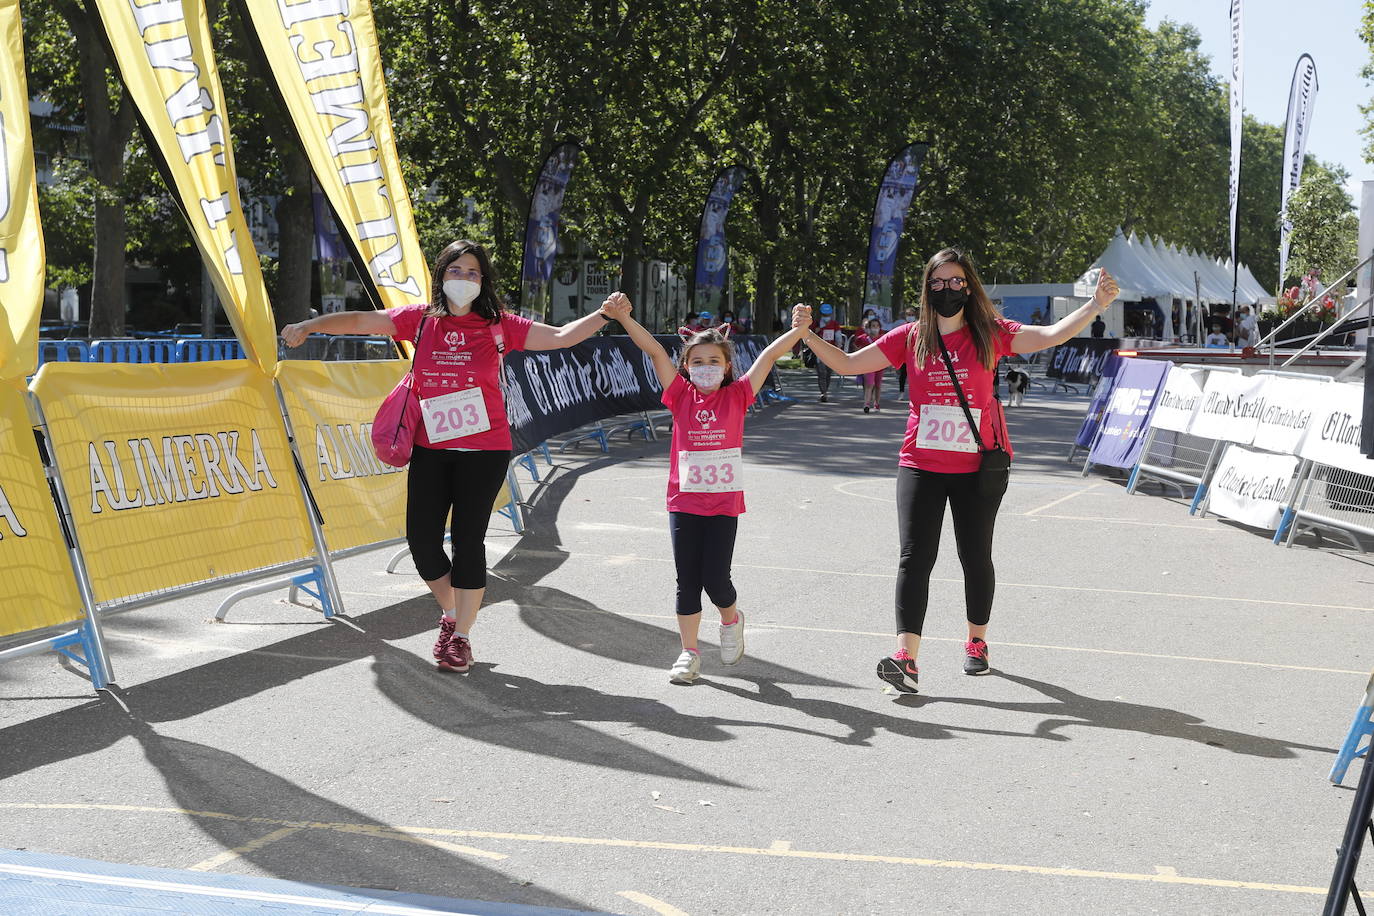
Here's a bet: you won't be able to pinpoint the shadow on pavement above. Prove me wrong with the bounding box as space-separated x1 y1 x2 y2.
898 670 1336 758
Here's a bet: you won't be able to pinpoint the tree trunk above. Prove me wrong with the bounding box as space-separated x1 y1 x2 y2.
272 154 314 327
619 196 649 304
87 199 126 337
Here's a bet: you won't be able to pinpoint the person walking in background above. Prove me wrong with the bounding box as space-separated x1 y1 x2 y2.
796 248 1119 693
1091 314 1106 338
607 295 806 683
281 240 617 674
850 316 885 412
811 303 844 402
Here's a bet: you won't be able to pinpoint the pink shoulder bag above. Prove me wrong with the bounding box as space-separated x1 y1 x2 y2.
371 316 428 467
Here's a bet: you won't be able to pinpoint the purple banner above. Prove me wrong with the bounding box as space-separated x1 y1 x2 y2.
1086 358 1171 469
521 142 580 315
864 143 927 314
692 165 749 318
1073 351 1125 449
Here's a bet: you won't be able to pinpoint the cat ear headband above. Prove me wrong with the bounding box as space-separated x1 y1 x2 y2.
677 323 733 341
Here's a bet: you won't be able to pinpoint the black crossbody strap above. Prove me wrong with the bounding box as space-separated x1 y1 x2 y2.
935 331 998 452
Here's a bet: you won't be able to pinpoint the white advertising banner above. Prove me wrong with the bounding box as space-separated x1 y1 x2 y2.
1208 444 1298 529
1251 376 1323 455
1149 365 1206 433
1228 0 1244 272
1187 373 1269 444
1299 383 1374 476
1279 54 1318 286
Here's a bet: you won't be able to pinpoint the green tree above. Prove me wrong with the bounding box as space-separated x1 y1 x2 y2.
1284 168 1358 287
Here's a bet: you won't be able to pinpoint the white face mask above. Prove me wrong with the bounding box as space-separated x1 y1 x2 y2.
688 365 725 389
442 279 481 309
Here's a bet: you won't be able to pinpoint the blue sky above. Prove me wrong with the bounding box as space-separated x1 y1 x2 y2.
1143 0 1371 202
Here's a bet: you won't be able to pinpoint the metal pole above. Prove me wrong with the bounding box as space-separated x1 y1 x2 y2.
201 264 216 339
273 381 345 616
1323 749 1374 916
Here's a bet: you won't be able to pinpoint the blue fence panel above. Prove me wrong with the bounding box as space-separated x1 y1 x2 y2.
36 340 91 366
88 339 179 363
176 339 245 362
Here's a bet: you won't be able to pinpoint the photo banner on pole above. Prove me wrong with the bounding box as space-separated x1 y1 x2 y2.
240 0 427 310
0 0 45 381
520 142 580 319
1278 54 1317 288
692 165 749 318
863 143 927 318
89 0 278 373
1086 358 1170 469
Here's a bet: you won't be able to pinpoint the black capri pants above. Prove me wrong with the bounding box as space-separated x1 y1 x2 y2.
406 445 511 589
669 511 739 615
895 466 1004 635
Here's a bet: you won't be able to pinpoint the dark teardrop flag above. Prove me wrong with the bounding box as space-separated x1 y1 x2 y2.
521 142 581 318
692 166 749 319
864 143 927 317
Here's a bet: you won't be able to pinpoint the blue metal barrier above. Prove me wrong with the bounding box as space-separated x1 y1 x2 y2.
88 339 178 363
36 340 90 366
176 338 245 362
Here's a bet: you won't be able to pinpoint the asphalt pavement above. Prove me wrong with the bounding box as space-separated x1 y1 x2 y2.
1 369 1371 915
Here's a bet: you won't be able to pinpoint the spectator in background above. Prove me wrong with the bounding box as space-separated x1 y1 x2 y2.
1090 314 1106 338
1205 324 1228 348
1029 308 1043 325
852 316 885 412
1235 305 1258 349
896 304 917 393
719 310 746 336
810 302 844 402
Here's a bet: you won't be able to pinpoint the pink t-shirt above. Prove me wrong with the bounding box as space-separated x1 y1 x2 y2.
662 374 754 516
387 304 533 451
875 319 1022 473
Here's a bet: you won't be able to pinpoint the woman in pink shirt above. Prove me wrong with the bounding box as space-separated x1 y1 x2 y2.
605 294 806 683
281 240 618 674
798 248 1118 693
850 317 885 412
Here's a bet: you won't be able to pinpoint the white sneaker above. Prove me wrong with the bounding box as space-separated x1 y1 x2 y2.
669 650 701 684
718 613 745 665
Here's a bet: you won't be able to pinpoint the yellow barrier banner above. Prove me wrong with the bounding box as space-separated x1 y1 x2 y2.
30 362 313 604
276 359 408 551
241 0 427 308
89 0 277 373
0 380 82 637
0 0 44 381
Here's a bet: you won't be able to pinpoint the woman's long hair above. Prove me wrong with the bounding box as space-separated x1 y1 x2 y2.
912 247 1002 371
676 327 737 385
426 240 506 324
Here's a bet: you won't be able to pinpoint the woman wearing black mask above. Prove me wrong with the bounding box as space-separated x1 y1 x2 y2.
796 248 1117 692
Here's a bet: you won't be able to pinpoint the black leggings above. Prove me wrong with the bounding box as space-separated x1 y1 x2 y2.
816 363 834 394
406 446 511 589
669 512 739 615
895 466 1004 635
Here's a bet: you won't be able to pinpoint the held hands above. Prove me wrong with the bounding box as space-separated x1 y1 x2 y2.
280 321 312 348
1093 269 1120 310
791 303 812 336
601 291 632 322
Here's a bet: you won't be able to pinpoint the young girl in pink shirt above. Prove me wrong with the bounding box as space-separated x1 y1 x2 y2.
604 293 806 683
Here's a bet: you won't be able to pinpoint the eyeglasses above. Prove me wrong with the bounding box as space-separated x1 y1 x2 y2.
444 267 482 283
927 276 968 292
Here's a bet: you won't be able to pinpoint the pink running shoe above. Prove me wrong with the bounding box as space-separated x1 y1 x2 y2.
963 638 990 676
876 648 919 694
438 636 472 673
433 616 456 661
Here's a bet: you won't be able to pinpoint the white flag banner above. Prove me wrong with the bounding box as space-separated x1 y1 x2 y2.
1278 54 1318 287
1251 376 1323 455
1299 383 1374 476
1149 365 1206 433
1208 444 1298 529
1228 0 1244 274
1187 372 1269 444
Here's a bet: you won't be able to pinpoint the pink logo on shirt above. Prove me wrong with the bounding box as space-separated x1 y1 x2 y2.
695 408 717 426
444 331 465 349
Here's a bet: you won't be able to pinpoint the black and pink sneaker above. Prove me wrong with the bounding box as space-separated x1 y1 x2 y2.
877 648 919 694
433 616 456 662
963 638 990 676
438 635 472 673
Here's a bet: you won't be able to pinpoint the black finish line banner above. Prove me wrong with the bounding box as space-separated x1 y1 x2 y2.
501 334 777 454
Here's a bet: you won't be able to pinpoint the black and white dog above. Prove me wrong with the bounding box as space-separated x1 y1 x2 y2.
1004 368 1030 407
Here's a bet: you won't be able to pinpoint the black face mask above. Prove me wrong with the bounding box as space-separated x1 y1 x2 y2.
929 288 968 318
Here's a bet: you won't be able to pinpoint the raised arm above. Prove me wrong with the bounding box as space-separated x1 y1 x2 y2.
524 305 612 351
796 304 892 375
745 323 807 395
280 309 397 347
1011 269 1119 354
601 293 677 389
